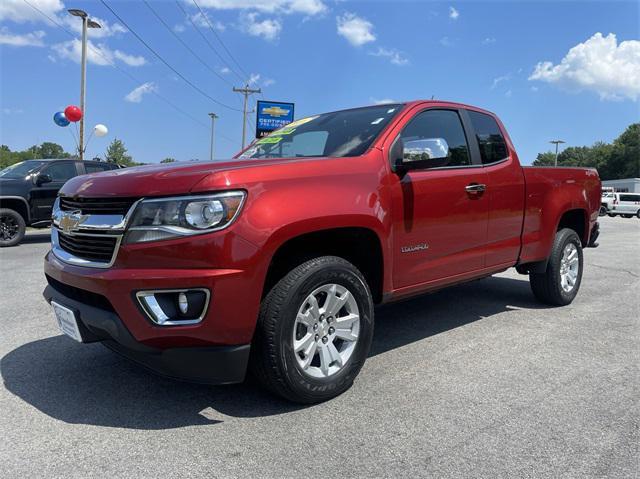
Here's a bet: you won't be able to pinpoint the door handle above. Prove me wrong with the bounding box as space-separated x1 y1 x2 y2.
465 183 486 194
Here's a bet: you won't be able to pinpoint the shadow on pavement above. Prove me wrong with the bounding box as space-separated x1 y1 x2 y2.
21 232 51 244
2 275 546 429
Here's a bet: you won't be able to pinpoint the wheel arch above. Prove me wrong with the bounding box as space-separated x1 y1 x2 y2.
0 196 30 223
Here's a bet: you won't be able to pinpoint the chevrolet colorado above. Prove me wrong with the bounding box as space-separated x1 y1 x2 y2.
43 101 601 403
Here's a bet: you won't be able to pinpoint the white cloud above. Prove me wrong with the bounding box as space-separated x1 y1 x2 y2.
439 36 453 47
220 66 231 74
248 73 261 85
370 97 397 105
263 78 276 86
482 37 496 45
125 82 158 103
505 89 512 98
173 23 186 33
0 0 63 23
449 6 459 20
0 27 45 47
189 11 225 31
491 73 511 89
369 47 409 66
2 108 24 114
195 0 327 16
336 12 375 47
52 39 146 67
241 12 281 40
529 32 640 101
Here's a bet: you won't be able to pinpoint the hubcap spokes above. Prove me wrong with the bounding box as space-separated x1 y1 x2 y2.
0 216 18 241
293 283 360 378
560 243 579 292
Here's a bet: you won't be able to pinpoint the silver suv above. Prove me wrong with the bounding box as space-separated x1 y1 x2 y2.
607 193 640 218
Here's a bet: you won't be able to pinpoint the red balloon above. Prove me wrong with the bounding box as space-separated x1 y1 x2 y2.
64 105 82 122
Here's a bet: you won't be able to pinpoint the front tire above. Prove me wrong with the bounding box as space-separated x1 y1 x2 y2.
0 208 26 247
530 228 583 306
250 256 374 403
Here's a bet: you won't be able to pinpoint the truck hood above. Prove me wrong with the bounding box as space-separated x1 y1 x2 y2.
59 158 292 198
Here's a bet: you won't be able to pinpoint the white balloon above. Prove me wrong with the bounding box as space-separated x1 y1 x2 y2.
94 124 108 137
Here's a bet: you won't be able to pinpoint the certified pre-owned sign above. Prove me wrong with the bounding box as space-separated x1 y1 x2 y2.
256 100 295 138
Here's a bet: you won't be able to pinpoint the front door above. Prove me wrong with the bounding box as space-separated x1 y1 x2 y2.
30 161 79 220
391 109 489 289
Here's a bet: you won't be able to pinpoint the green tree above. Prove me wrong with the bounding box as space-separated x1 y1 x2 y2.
0 142 73 169
533 152 557 166
105 138 135 167
160 157 176 163
37 142 70 159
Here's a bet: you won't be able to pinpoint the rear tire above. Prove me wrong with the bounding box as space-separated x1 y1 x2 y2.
250 256 374 403
607 213 615 217
0 208 26 247
623 214 633 218
637 210 640 219
599 206 608 216
530 228 583 306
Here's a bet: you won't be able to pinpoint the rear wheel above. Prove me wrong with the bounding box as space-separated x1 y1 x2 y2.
622 214 633 218
607 213 615 217
637 210 640 219
530 228 583 306
250 256 374 403
0 208 26 247
599 206 608 216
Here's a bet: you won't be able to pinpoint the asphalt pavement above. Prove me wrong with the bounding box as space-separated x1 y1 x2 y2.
1 217 638 478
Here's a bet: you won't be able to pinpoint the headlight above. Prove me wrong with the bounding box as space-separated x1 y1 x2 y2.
125 191 246 244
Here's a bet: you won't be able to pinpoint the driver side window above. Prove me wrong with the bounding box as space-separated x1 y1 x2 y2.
400 110 471 167
43 162 77 182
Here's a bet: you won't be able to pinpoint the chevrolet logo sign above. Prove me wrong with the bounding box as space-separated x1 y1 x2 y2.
59 209 88 234
262 106 290 117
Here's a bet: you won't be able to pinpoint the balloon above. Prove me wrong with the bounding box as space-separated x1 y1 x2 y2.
64 105 82 122
53 111 70 127
93 124 108 137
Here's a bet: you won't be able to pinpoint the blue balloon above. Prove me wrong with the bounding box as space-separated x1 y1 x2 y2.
54 111 70 127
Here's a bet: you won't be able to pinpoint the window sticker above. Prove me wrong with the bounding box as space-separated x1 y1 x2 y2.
284 116 318 129
271 127 296 136
257 136 284 145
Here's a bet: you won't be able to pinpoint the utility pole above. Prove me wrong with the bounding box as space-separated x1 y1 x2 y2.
208 113 218 161
549 139 566 167
233 84 261 149
68 9 101 160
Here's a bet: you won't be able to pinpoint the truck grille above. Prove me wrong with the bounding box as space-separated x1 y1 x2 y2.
60 196 138 216
57 232 119 264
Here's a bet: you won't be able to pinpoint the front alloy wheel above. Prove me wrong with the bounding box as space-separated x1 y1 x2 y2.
293 283 360 378
0 208 26 247
251 256 374 403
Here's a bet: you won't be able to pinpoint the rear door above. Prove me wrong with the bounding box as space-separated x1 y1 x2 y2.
465 110 525 267
391 108 489 289
30 161 80 220
618 193 640 214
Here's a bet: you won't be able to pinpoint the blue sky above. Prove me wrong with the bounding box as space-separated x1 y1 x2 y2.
1 0 638 164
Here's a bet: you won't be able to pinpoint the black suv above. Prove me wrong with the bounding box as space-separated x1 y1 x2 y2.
0 159 119 246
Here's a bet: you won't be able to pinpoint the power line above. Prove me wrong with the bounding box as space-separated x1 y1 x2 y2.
21 0 238 146
174 0 244 83
99 0 242 112
142 0 233 88
190 0 250 81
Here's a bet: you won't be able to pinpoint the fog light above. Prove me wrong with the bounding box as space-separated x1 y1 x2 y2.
136 289 210 326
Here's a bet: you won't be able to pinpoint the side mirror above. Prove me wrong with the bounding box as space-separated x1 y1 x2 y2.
36 173 52 186
392 138 451 174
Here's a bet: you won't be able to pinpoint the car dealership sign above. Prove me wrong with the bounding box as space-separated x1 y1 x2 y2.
256 100 295 138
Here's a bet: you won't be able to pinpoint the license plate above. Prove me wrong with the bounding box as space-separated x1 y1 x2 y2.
51 301 83 342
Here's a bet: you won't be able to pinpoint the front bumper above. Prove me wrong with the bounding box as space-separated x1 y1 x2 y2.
43 282 250 384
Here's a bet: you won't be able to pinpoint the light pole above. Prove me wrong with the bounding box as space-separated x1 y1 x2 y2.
208 113 218 161
549 139 565 167
68 9 101 160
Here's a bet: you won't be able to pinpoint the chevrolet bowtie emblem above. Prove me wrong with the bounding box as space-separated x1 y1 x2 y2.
262 106 289 117
59 210 87 234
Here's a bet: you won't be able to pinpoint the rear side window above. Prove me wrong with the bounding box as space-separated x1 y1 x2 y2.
85 162 113 174
467 110 508 164
400 110 471 167
619 194 640 202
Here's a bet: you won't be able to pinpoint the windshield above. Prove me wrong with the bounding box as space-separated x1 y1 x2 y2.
0 160 47 179
238 104 403 159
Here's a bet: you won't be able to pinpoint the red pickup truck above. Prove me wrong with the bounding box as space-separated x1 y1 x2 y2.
43 101 601 403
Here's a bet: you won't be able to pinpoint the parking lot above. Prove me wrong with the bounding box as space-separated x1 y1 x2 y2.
0 216 638 478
